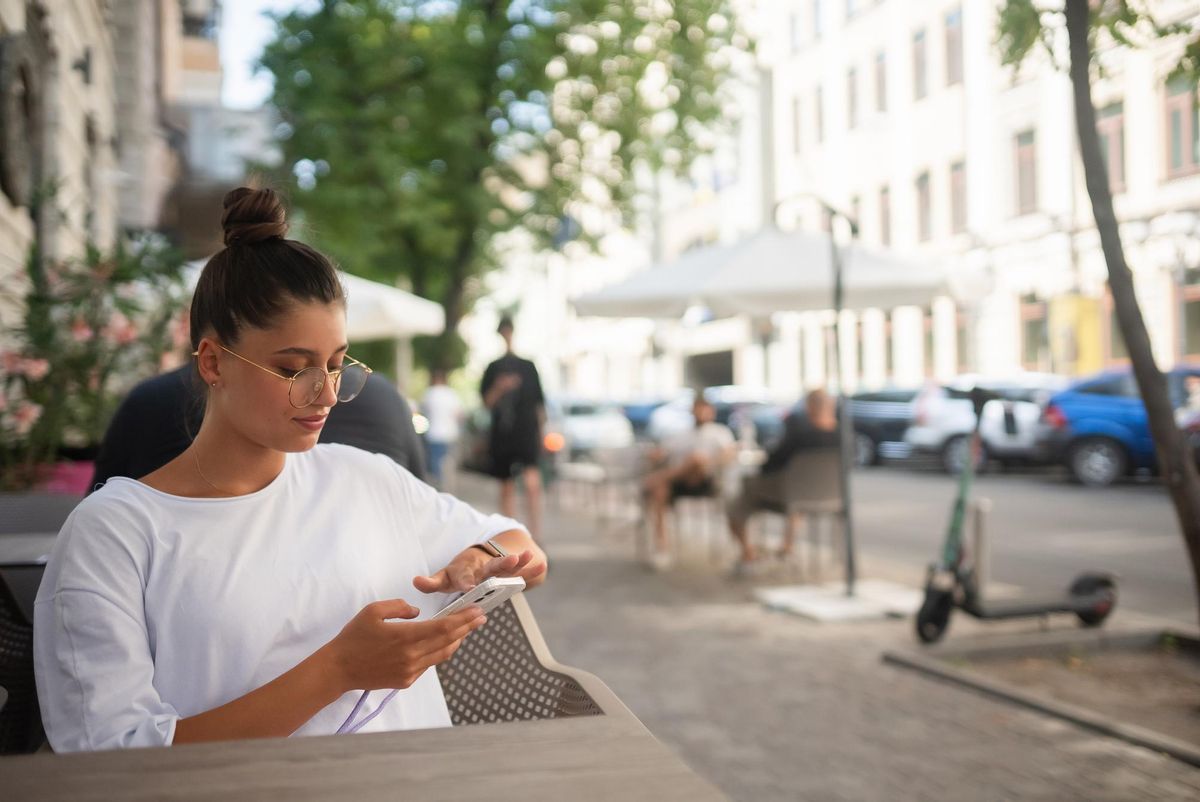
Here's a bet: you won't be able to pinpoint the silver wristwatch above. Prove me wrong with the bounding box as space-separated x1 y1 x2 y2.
473 538 508 559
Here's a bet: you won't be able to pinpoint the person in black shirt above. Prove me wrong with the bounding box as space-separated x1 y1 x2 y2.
89 364 426 493
479 316 545 539
726 388 840 568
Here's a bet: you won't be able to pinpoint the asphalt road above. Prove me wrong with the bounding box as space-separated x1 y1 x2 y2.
852 465 1198 625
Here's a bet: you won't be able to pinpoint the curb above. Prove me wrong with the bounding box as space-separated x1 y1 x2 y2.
882 631 1200 769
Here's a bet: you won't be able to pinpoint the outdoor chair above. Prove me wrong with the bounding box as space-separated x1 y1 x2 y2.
0 573 43 754
438 593 635 726
750 448 845 578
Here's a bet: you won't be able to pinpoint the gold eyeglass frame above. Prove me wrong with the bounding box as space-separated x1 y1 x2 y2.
193 344 373 409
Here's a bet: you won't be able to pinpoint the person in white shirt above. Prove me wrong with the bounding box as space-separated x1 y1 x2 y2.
422 369 462 486
33 187 547 752
641 393 736 568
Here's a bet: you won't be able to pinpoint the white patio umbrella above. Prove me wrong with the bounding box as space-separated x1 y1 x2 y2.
572 226 946 318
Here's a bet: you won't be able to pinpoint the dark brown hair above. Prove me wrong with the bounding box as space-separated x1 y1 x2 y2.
189 187 344 349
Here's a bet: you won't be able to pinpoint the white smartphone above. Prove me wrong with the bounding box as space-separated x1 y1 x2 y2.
432 576 526 620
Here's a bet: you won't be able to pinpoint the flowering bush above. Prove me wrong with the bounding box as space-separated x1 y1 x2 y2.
0 234 189 489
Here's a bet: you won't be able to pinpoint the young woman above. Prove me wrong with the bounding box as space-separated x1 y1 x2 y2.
33 188 547 752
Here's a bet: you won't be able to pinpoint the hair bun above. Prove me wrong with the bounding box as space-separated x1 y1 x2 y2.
221 187 289 246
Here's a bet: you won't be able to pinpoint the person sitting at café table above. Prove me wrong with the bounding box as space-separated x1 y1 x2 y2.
641 393 736 569
725 388 840 574
34 187 547 752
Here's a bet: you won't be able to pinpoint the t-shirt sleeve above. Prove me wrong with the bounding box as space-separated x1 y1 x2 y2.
34 505 180 751
385 456 527 572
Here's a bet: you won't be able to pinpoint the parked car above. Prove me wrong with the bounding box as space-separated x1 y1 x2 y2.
1034 365 1200 486
905 373 1069 474
620 397 670 440
559 399 636 460
646 386 786 448
847 388 919 465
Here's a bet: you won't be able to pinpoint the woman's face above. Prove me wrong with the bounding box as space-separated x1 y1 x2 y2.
204 301 349 453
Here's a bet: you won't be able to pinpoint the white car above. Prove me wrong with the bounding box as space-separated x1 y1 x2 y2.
557 399 635 459
905 373 1069 473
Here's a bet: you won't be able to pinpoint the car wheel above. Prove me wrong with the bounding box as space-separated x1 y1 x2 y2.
942 435 986 475
854 433 877 467
1068 438 1127 487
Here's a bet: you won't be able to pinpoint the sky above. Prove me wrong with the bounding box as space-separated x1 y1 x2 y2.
219 0 307 110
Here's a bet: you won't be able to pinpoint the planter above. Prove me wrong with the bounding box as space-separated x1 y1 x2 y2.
36 460 94 496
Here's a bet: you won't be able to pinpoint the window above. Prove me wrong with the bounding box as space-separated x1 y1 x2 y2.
790 13 803 53
814 0 823 40
874 51 887 112
847 68 858 129
945 8 963 86
846 0 860 18
1108 304 1128 363
956 314 969 373
816 86 824 143
913 29 927 100
879 185 891 246
1185 268 1200 359
793 96 802 155
923 308 935 377
1021 294 1049 370
950 160 966 234
1097 102 1125 191
1080 375 1135 397
850 195 861 230
915 171 931 241
884 313 894 379
1165 75 1199 178
1015 129 1037 215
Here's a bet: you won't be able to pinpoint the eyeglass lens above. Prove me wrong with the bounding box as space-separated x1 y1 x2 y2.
288 364 368 407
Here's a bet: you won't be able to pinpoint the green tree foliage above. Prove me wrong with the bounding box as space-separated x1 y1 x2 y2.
261 0 748 369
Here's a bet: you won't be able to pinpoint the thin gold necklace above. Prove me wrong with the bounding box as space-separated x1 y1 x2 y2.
191 448 235 497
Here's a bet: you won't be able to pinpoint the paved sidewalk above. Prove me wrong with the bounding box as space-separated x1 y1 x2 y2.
455 473 1200 802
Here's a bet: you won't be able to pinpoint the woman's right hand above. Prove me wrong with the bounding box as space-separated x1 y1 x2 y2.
323 599 486 693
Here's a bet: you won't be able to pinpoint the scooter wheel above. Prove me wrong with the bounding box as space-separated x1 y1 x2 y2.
916 587 954 643
1069 572 1117 628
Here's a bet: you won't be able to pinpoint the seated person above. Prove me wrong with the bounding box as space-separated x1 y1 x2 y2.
641 393 736 567
35 188 546 752
89 362 427 493
726 388 840 569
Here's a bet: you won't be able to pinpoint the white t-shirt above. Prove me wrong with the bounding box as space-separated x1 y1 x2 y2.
33 443 525 752
663 421 736 468
421 385 462 443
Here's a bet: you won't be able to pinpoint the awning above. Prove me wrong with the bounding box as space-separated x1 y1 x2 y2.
572 226 948 318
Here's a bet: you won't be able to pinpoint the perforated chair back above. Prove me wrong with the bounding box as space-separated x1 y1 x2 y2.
437 594 634 727
0 492 80 535
0 575 43 754
779 449 844 514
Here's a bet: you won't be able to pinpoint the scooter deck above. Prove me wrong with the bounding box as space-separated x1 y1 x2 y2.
960 592 1109 620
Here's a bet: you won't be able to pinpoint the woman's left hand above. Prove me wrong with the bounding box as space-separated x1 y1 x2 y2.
414 547 547 595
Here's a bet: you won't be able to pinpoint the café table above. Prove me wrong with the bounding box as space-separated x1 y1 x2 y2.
2 714 728 801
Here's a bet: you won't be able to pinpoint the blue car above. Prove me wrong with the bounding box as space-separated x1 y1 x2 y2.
1035 365 1200 486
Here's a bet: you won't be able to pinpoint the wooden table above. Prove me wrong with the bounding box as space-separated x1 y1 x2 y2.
1 715 727 801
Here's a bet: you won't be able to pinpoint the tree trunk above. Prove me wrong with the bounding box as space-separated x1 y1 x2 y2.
1066 0 1200 625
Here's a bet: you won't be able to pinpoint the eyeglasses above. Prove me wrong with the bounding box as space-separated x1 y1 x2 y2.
194 344 372 408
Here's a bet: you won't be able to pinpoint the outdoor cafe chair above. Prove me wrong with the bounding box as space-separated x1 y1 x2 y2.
750 448 845 578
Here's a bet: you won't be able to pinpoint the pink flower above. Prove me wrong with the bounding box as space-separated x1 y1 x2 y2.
71 318 94 343
21 358 49 381
1 351 21 375
104 312 139 346
12 401 42 436
0 388 7 412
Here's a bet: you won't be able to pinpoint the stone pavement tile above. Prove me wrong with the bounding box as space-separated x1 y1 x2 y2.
455 474 1200 801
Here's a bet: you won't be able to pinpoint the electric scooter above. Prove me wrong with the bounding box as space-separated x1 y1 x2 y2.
915 387 1117 644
